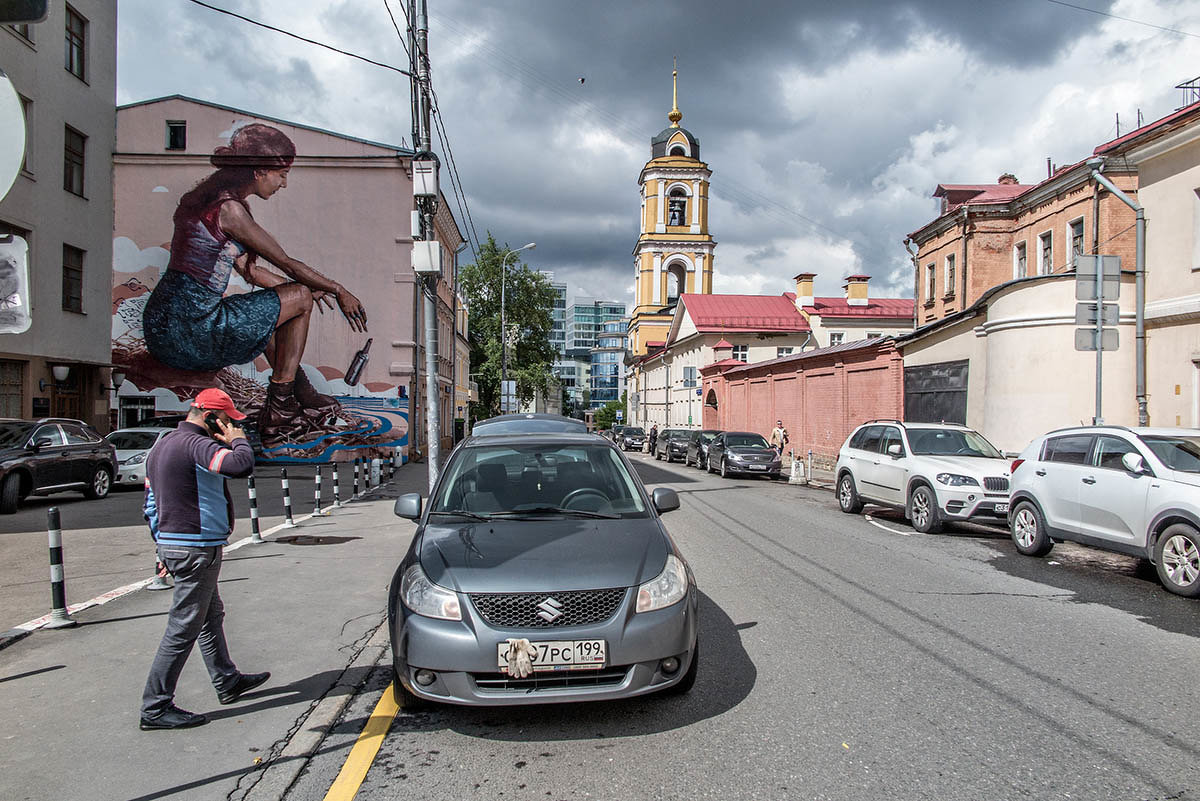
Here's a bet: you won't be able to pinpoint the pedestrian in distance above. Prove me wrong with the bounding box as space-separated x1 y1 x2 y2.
139 388 269 730
648 424 659 454
770 420 789 453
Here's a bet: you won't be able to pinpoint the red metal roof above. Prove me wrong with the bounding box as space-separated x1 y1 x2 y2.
784 292 915 319
714 338 733 348
934 183 1033 209
1094 98 1200 155
680 293 810 333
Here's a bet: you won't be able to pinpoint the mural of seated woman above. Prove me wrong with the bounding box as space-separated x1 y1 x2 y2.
142 123 368 447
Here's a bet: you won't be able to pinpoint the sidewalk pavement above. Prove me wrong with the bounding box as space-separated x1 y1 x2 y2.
0 463 426 801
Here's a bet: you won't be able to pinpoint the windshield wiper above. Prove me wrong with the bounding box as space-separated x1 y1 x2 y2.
493 505 620 520
428 509 494 521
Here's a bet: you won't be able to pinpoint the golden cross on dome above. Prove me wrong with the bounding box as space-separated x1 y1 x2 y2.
669 56 682 128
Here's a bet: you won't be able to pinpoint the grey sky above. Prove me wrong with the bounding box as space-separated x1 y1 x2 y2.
117 0 1200 305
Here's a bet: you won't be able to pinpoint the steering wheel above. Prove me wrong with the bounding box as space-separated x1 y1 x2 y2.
561 488 610 510
954 448 973 455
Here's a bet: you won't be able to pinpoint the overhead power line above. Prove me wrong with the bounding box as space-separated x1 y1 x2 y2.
1042 0 1200 40
184 0 412 76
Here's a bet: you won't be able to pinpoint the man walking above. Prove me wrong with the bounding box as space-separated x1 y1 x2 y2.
140 388 269 730
770 419 789 452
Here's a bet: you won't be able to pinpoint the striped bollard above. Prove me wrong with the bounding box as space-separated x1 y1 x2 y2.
45 508 77 629
388 451 396 480
313 465 327 515
333 463 342 507
248 474 263 542
353 458 360 497
281 468 296 527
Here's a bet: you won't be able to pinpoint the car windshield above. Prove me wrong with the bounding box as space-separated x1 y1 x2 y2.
1141 435 1200 473
699 432 718 443
623 427 645 436
106 431 161 450
430 442 648 519
472 417 587 435
908 428 1002 457
662 429 689 439
726 434 770 448
0 422 34 447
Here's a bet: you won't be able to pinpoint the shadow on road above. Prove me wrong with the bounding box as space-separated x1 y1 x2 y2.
631 461 701 486
391 590 755 740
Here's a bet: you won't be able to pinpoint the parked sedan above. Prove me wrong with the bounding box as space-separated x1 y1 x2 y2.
106 427 172 487
0 418 117 513
653 429 692 462
706 431 782 479
388 432 699 707
685 430 721 468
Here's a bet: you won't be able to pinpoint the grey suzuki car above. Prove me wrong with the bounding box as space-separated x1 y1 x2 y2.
388 432 699 707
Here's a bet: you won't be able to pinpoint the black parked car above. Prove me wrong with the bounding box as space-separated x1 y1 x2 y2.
654 429 692 462
705 431 782 479
618 426 647 451
684 430 721 468
0 418 117 513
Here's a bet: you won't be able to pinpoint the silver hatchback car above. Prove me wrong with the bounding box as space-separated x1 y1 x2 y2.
388 432 699 706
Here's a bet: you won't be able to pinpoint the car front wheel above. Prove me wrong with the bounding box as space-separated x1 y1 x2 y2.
0 474 20 514
908 484 942 534
1155 523 1200 597
1010 501 1053 556
720 458 729 478
84 466 112 500
837 473 862 514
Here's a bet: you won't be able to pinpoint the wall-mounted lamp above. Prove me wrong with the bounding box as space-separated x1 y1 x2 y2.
39 364 71 392
111 369 126 391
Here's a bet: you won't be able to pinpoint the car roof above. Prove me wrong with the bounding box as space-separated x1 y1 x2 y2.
109 427 173 434
722 431 766 437
462 432 612 448
471 413 587 436
1040 425 1200 438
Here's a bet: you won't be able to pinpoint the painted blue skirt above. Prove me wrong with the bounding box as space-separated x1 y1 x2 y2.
143 269 281 372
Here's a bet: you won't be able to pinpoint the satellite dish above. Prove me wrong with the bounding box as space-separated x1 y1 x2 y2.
0 68 25 203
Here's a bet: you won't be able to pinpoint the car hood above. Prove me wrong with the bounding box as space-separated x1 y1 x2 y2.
727 446 776 457
114 448 148 460
419 518 669 594
916 455 1010 477
0 446 29 463
1166 470 1200 489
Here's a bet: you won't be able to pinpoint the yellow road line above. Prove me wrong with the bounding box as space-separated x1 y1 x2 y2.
322 682 401 801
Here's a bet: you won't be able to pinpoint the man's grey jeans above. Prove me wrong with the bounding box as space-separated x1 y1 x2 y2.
141 544 239 716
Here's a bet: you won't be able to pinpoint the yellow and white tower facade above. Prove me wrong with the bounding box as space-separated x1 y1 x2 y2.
627 67 715 358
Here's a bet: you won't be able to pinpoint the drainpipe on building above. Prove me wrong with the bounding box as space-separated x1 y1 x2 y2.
904 238 919 330
1088 158 1148 425
960 207 969 303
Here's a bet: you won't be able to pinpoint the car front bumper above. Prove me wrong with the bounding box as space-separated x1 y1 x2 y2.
115 463 146 486
935 486 1010 522
392 585 699 706
724 459 782 476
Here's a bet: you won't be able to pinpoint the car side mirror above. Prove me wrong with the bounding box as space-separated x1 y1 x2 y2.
887 443 903 457
652 487 680 515
393 492 423 520
1121 452 1148 475
31 437 52 450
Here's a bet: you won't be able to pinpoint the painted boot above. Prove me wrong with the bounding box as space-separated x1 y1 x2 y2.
258 379 309 448
293 368 341 419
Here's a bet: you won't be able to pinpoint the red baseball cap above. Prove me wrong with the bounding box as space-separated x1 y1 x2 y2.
192 388 247 420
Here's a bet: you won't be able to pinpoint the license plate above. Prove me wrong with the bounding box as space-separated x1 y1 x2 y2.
748 464 767 470
496 639 606 672
995 503 1009 514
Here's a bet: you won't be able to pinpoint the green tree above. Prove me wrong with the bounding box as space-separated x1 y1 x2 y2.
593 391 628 430
458 234 556 415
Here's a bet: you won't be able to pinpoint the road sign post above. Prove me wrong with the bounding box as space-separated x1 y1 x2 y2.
1075 255 1121 424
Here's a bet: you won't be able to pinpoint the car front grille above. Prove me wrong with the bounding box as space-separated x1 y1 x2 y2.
472 667 629 692
469 588 627 628
984 477 1009 492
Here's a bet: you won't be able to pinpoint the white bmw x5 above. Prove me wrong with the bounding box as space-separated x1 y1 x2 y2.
835 421 1012 533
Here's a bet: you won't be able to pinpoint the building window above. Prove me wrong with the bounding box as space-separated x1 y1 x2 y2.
1014 241 1027 279
0 360 23 418
63 126 85 196
944 253 955 296
165 121 187 150
18 96 31 173
9 23 31 41
866 332 882 339
1038 231 1053 275
731 345 748 362
776 347 793 358
829 332 845 345
1069 218 1085 266
925 263 935 304
62 244 83 313
65 6 87 81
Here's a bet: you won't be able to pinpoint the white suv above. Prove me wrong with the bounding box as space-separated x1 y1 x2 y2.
1008 426 1200 598
835 421 1012 533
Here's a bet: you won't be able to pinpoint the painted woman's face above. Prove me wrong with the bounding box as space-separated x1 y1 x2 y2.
253 168 290 199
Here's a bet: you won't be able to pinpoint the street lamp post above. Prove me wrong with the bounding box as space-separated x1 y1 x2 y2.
499 242 535 411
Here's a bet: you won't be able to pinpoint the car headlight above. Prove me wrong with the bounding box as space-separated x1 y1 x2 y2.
636 554 689 613
728 452 746 461
400 563 462 621
123 452 147 465
936 473 979 487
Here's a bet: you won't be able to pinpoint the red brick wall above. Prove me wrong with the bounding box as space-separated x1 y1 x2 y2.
701 341 903 468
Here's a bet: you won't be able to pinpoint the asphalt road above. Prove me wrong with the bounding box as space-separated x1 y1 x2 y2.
280 452 1200 801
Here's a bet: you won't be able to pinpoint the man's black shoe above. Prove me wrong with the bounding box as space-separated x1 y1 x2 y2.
140 705 209 730
217 671 271 705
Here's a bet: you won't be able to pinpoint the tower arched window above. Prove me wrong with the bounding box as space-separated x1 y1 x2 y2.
668 188 687 226
669 144 687 156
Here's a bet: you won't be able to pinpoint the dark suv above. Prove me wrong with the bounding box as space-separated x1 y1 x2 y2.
0 418 117 513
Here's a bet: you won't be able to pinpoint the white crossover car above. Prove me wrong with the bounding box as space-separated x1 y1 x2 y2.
105 427 171 487
835 421 1012 533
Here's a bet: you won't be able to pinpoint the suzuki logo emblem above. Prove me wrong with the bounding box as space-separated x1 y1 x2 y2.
536 597 564 622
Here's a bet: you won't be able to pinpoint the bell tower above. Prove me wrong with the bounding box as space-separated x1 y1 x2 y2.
627 63 716 357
